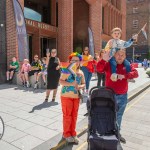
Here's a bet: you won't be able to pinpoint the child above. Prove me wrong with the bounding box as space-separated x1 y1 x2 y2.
105 27 138 82
6 57 19 82
20 59 31 87
34 57 47 89
60 52 85 144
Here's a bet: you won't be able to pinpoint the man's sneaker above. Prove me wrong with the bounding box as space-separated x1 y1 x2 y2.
128 79 135 83
65 137 74 143
44 82 46 86
73 136 79 144
110 73 118 82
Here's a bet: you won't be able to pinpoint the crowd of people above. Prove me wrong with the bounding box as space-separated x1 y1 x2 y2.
5 27 142 144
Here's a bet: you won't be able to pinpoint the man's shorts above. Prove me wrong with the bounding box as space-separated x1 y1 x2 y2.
41 71 47 75
28 70 40 76
8 68 16 72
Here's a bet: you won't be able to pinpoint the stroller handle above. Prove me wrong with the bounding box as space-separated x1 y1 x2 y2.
89 86 115 95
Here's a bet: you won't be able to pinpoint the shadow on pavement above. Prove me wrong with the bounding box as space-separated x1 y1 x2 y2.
29 101 58 113
14 86 45 93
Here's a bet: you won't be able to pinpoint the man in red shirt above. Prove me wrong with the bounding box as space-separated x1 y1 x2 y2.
97 49 138 143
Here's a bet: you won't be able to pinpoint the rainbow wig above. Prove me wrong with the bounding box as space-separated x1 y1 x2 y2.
68 52 82 62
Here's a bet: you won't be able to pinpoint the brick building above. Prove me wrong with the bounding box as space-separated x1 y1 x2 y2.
126 0 149 61
0 0 126 83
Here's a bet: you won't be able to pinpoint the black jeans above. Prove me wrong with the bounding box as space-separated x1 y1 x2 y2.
97 72 105 87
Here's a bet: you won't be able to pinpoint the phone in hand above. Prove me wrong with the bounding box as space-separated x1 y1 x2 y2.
46 48 50 54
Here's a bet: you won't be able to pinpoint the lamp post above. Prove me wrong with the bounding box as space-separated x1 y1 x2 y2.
0 24 4 53
132 46 135 62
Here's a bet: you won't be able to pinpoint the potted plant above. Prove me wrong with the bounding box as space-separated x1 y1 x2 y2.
146 70 150 77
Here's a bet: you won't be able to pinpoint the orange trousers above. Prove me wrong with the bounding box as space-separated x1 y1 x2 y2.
61 96 80 138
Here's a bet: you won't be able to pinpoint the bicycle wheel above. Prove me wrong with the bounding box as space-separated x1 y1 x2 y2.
0 116 4 140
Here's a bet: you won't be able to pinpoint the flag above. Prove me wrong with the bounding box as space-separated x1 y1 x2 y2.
61 62 77 75
141 23 147 40
13 0 29 61
88 27 95 57
67 62 77 75
61 62 70 74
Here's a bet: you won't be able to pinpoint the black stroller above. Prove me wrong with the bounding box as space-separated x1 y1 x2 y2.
87 86 122 150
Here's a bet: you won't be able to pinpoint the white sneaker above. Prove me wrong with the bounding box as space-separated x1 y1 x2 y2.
73 136 79 144
66 137 74 143
110 73 118 82
26 82 30 88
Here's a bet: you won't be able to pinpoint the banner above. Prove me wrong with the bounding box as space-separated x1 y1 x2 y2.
13 0 29 61
88 27 95 57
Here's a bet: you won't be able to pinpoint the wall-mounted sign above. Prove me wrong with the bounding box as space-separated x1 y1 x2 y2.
25 19 57 32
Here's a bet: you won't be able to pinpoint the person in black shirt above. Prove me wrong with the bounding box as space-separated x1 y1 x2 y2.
45 49 61 102
28 55 42 88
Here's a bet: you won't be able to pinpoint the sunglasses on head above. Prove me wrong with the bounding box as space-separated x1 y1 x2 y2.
71 60 79 62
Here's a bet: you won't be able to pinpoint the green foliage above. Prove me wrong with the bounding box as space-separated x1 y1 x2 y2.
148 51 150 59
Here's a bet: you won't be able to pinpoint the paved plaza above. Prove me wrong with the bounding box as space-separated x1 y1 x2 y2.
0 68 150 150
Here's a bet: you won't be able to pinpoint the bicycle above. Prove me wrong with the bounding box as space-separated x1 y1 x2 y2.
0 116 4 140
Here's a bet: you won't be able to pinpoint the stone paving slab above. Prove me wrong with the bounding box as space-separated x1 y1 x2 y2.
122 88 150 150
0 68 150 150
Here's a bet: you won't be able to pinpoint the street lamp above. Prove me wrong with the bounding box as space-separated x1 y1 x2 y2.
0 24 4 55
0 24 4 27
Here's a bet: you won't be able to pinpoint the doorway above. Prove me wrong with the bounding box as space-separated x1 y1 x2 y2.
40 38 56 57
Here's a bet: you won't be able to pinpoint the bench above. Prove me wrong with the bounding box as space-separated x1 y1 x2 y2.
12 73 47 89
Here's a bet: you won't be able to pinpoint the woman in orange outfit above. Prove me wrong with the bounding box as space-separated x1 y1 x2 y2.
60 52 85 144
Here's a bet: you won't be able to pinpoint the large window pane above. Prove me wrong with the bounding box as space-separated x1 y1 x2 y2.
24 0 51 24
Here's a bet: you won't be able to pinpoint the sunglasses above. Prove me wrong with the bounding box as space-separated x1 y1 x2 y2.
71 60 80 62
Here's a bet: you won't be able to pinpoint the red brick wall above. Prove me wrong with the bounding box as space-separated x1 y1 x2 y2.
73 0 89 50
58 0 73 62
121 0 126 40
51 0 56 26
126 0 149 59
89 0 102 53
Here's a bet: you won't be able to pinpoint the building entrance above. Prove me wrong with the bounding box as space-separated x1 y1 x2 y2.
40 38 56 57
